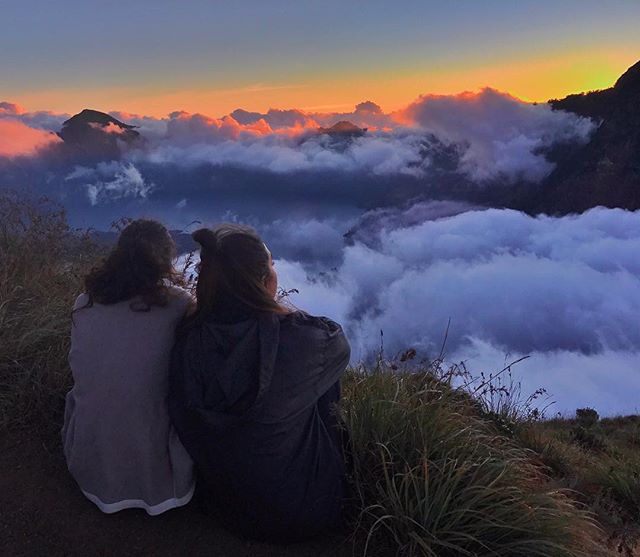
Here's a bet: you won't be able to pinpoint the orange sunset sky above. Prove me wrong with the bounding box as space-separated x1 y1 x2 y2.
1 1 639 117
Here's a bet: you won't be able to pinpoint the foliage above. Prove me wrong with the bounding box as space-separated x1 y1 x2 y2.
517 415 640 555
576 408 600 428
0 192 103 428
342 363 601 556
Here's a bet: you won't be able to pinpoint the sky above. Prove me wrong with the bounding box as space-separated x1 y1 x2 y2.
1 0 639 117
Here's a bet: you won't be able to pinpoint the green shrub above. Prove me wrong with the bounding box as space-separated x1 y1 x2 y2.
571 426 609 453
576 408 599 428
600 462 640 520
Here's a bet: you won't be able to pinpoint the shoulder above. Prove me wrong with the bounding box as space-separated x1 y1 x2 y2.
280 311 346 341
72 293 90 311
166 285 195 311
278 311 351 366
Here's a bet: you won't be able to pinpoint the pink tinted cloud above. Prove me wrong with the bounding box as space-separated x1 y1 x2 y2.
0 119 61 157
89 122 128 134
165 112 273 144
0 102 26 116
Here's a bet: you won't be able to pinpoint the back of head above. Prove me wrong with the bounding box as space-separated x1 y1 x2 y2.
84 219 177 310
190 223 286 321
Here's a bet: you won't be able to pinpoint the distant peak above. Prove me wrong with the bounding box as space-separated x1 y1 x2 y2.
62 109 136 130
318 121 366 135
58 109 141 158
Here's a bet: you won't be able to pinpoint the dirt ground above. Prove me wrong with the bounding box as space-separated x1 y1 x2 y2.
0 429 353 557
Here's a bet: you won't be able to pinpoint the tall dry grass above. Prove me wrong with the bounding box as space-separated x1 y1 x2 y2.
342 364 603 556
0 192 101 428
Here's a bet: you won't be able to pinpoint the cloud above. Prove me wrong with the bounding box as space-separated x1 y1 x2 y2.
65 162 154 205
401 88 595 182
109 111 169 141
110 92 593 183
311 101 395 131
0 101 25 116
163 112 272 145
0 92 589 192
1 100 69 131
0 119 62 157
355 101 383 115
0 92 633 413
168 205 640 414
231 108 317 129
1 89 596 187
261 217 354 268
274 207 640 412
134 124 431 177
89 121 128 135
460 339 640 415
231 101 394 131
344 200 480 248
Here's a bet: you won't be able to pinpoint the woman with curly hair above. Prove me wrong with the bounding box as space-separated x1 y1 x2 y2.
169 224 350 542
62 219 195 515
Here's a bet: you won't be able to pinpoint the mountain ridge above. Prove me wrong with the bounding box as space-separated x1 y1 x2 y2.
527 60 640 213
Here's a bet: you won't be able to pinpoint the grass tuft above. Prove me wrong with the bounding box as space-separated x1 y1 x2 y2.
342 365 602 556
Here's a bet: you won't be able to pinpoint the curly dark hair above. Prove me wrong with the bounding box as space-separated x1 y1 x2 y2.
83 219 178 311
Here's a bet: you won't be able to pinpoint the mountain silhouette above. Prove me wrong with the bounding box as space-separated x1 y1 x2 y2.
317 120 367 136
58 109 142 160
528 60 640 213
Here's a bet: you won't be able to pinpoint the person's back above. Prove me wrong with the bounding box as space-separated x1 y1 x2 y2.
62 219 195 515
169 224 350 542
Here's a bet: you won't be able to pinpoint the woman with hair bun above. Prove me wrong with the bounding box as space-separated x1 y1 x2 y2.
62 219 195 515
169 224 350 542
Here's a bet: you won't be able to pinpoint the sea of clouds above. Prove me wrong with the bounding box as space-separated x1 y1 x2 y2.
1 90 637 414
273 206 640 415
1 88 594 208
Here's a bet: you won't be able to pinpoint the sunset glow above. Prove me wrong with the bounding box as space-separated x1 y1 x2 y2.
0 119 60 157
6 50 636 119
1 1 638 118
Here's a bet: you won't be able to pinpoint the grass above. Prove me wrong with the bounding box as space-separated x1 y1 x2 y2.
517 415 640 555
342 366 601 556
1 191 639 556
0 192 102 428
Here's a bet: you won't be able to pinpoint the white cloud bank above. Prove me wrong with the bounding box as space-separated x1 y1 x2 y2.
3 88 596 207
403 88 595 181
275 207 640 414
113 88 595 184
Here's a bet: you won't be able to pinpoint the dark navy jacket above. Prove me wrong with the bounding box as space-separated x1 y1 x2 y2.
168 306 350 542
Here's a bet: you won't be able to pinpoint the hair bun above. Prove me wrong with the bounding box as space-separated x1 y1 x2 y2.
192 228 217 250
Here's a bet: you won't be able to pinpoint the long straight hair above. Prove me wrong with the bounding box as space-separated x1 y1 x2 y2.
183 224 288 328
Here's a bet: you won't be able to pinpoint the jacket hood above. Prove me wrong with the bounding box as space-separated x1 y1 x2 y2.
177 311 280 430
